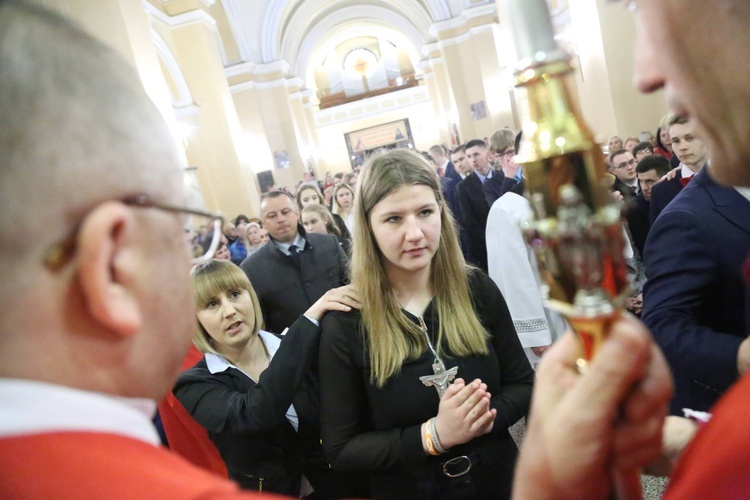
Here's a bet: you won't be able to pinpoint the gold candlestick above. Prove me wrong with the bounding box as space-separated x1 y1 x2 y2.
503 0 639 498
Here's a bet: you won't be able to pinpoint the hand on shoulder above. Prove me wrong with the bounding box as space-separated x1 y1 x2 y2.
305 285 361 322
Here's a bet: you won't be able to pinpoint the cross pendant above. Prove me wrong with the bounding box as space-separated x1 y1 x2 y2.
419 358 458 398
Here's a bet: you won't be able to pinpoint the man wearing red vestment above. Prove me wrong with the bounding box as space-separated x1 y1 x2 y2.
0 3 275 498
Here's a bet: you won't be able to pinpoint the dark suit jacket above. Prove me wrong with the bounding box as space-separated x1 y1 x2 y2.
611 177 637 203
456 171 490 271
625 193 651 259
443 160 461 183
483 170 524 207
642 169 750 414
649 175 684 224
240 227 348 335
441 174 461 223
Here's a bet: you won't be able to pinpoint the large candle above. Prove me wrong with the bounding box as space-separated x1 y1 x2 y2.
505 0 560 62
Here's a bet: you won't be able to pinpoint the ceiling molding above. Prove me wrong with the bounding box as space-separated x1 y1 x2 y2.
261 0 287 63
426 0 452 21
428 2 496 39
221 0 253 62
143 1 217 29
294 6 426 82
229 74 303 94
150 28 194 109
224 61 257 78
314 84 431 127
143 1 229 66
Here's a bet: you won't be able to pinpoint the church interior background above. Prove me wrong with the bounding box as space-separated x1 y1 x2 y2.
37 0 667 218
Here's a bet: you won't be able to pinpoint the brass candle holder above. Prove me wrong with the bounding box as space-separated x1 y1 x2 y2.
504 0 639 498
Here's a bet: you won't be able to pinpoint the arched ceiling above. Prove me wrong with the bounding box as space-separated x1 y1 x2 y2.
229 0 494 85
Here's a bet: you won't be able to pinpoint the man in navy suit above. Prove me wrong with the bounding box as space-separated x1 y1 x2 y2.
642 167 750 414
625 154 671 259
456 139 493 271
650 115 709 224
428 144 461 220
428 144 460 182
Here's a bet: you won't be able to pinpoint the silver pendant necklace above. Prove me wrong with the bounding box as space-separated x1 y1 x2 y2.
417 315 458 397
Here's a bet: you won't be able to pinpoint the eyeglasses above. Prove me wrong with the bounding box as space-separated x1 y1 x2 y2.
43 194 224 270
497 149 515 159
615 159 636 169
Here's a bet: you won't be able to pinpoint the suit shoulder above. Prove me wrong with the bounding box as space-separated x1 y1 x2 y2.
307 232 339 247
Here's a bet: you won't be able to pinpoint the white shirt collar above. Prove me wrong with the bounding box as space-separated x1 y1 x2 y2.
0 378 159 445
735 187 750 203
475 169 492 183
680 164 696 178
203 332 299 432
273 233 306 256
205 330 281 379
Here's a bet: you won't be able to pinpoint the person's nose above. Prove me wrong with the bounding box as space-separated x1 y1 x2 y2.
404 216 424 241
633 15 665 94
220 300 237 318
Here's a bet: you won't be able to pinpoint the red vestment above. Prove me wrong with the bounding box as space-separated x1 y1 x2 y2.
0 432 280 499
665 371 750 498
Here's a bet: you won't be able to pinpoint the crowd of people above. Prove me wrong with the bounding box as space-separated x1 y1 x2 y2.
2 0 750 499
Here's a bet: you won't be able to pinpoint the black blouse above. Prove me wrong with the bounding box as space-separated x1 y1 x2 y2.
174 316 369 498
319 270 534 499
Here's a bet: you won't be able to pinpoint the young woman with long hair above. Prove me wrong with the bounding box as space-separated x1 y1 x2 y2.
331 183 355 234
296 182 350 241
301 203 349 255
319 148 534 499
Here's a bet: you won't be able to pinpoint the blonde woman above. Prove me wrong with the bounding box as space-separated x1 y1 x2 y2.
331 183 355 234
243 222 264 255
174 259 366 497
302 203 350 255
296 182 351 241
301 203 341 237
319 148 534 499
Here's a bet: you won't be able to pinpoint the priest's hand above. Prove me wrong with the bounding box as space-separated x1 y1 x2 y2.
512 316 673 499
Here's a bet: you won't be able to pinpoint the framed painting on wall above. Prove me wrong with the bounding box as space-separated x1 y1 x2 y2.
344 118 413 169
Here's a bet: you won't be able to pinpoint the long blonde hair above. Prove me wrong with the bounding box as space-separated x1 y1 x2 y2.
332 183 355 217
302 203 341 237
352 148 489 387
190 259 264 356
295 182 324 211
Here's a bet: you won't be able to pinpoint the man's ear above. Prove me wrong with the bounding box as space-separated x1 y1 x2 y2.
76 201 142 338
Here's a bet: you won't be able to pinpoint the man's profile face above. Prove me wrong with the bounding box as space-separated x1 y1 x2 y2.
222 222 238 239
637 169 660 201
669 121 709 169
611 151 637 183
631 0 750 186
261 195 299 244
451 151 470 175
466 145 491 176
429 150 444 167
